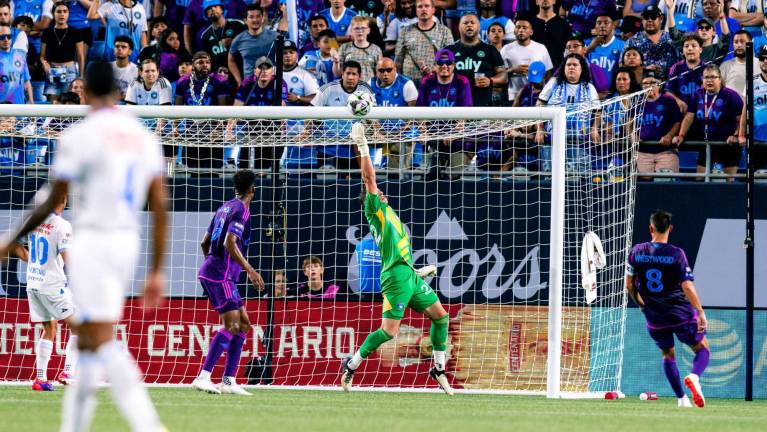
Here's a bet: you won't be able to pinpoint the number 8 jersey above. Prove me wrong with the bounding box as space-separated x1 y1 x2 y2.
626 242 696 327
26 213 72 294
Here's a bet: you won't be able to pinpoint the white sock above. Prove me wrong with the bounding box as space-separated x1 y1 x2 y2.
63 335 78 374
98 341 161 432
36 339 53 381
223 376 235 386
60 351 100 432
348 351 364 370
433 350 446 371
198 369 212 381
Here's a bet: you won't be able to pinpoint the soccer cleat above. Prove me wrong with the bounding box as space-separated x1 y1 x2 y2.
340 357 355 392
32 379 54 391
191 377 222 395
684 374 705 407
220 381 252 396
429 368 454 396
678 395 693 408
56 372 74 385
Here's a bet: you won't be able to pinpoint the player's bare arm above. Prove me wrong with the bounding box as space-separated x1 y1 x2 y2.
144 176 168 309
200 232 212 256
625 275 645 309
0 181 69 258
681 280 707 331
9 242 28 262
224 233 264 290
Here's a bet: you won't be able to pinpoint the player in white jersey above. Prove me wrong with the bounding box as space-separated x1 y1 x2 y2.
125 58 173 106
0 61 169 432
26 193 79 391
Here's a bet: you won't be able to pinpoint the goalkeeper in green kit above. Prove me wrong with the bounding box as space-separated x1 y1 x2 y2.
340 122 453 395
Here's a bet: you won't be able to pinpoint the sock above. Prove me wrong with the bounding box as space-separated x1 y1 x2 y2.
433 350 446 371
348 352 365 370
430 315 449 352
63 335 78 374
358 328 394 359
201 329 233 374
223 332 246 380
692 347 710 376
60 350 100 432
198 370 211 381
36 339 53 381
663 358 685 398
99 341 161 432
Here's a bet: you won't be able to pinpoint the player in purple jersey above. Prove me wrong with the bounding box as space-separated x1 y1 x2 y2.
192 169 265 396
625 210 709 408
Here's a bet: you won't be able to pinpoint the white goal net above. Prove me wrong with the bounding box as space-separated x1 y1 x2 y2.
0 95 645 397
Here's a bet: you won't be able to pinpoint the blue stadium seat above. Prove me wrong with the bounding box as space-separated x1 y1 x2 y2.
678 151 698 172
283 146 318 170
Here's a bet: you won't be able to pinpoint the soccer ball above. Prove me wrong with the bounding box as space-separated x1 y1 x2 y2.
347 91 375 117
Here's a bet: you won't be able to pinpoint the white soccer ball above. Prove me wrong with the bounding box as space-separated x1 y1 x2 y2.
347 91 375 117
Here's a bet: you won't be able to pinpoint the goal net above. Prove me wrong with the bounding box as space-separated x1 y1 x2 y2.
0 95 646 397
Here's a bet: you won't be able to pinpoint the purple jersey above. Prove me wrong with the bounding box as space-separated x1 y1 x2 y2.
235 76 288 106
686 87 744 142
626 242 695 327
199 198 251 282
159 0 191 35
416 74 474 108
175 73 230 106
639 93 682 149
667 61 704 106
562 0 613 35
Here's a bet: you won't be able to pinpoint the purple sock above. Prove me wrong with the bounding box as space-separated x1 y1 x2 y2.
663 358 685 398
224 332 247 378
692 347 710 376
202 329 233 373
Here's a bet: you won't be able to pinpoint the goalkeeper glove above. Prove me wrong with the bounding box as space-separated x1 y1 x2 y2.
350 122 369 158
415 265 437 278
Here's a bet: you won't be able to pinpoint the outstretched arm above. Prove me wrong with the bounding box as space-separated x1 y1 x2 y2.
0 181 68 259
351 122 378 195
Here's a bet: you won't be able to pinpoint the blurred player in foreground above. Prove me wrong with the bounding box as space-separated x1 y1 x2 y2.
341 122 453 395
191 169 264 396
626 210 710 408
1 61 168 431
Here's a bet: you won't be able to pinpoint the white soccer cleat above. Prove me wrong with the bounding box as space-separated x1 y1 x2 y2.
678 395 693 408
220 381 252 396
340 357 355 392
684 374 705 407
429 368 454 396
415 265 437 278
191 377 221 395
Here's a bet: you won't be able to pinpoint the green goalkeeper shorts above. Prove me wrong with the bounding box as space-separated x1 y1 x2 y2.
380 264 440 320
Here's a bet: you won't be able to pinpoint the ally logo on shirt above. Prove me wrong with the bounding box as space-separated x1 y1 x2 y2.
455 57 483 73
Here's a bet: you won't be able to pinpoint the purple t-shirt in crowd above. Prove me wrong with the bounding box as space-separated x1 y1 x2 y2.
235 76 289 105
416 74 473 107
562 0 613 35
626 242 696 328
199 198 251 282
553 63 610 94
687 86 744 141
184 0 247 51
639 93 682 151
667 60 704 106
159 0 191 34
160 52 181 82
175 73 230 105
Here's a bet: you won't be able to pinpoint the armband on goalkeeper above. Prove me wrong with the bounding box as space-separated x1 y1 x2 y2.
350 122 369 158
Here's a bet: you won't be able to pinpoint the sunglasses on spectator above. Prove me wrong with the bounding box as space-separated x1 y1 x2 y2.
0 34 10 41
643 16 661 21
436 59 453 66
642 81 660 87
377 68 394 73
698 25 712 31
353 26 369 31
703 75 721 80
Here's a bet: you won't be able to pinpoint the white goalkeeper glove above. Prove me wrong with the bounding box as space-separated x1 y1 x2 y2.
415 265 437 278
350 122 369 158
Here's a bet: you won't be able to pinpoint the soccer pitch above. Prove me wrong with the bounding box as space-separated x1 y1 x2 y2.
1 388 765 432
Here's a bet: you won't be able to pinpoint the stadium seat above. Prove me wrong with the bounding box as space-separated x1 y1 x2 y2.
678 151 698 173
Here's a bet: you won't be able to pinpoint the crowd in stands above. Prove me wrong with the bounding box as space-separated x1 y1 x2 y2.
1 0 767 177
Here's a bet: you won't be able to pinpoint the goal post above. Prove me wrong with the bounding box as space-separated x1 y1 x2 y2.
0 98 644 397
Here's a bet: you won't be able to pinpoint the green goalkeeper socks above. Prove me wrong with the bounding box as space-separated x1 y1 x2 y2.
430 315 449 352
359 328 394 358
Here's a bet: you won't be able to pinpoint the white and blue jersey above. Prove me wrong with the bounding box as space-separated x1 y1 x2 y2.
355 235 381 293
479 15 514 43
0 49 31 104
310 80 374 156
659 0 703 33
754 74 767 142
369 74 417 133
97 1 147 62
298 49 334 86
586 36 624 83
319 7 357 37
13 0 45 52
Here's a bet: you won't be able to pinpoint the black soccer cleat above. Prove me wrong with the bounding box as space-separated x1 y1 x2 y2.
340 357 356 392
429 367 454 396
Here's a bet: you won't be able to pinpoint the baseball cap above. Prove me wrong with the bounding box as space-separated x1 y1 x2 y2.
435 48 455 64
202 0 223 12
283 39 297 51
255 56 274 69
643 68 665 81
697 17 715 28
641 5 663 18
620 16 643 34
759 45 767 58
527 61 546 84
192 51 211 62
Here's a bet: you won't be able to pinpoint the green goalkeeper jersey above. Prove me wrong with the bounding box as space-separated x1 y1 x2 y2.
364 192 414 273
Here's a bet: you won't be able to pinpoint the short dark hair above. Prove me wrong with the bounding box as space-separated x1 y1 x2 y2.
140 58 159 71
650 210 672 234
57 91 80 104
245 3 265 14
487 22 505 33
734 29 753 41
114 35 134 50
51 0 69 14
317 29 337 40
233 169 257 196
308 14 328 26
12 15 33 28
84 61 117 97
302 256 323 269
681 32 704 48
343 60 362 75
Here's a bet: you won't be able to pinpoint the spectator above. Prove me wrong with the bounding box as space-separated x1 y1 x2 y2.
624 0 660 19
272 270 287 298
299 28 336 86
228 4 278 86
603 67 642 142
669 11 731 66
0 2 27 52
729 0 764 37
41 0 92 53
512 61 547 107
563 33 610 97
535 53 600 174
446 13 505 107
370 56 418 172
200 0 246 71
486 22 507 104
561 0 614 36
154 0 190 37
585 9 624 83
352 233 381 294
417 49 473 179
702 0 741 59
621 46 645 83
348 0 383 17
283 39 318 106
487 21 504 51
638 69 683 178
175 51 229 106
478 0 514 43
334 15 381 83
395 0 453 87
444 1 474 37
12 0 47 52
619 15 644 41
530 0 570 68
380 0 435 56
125 58 173 105
13 16 45 102
376 0 395 54
183 0 246 54
151 29 189 83
138 17 169 62
720 30 757 95
300 14 328 55
110 35 138 100
293 2 326 48
0 23 34 103
293 256 340 299
737 45 767 169
500 16 552 102
673 64 743 177
319 0 357 44
667 33 705 112
87 0 147 62
659 0 705 33
626 5 679 75
67 76 84 103
40 1 85 102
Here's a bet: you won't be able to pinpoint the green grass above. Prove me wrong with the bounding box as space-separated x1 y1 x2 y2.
1 387 765 432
